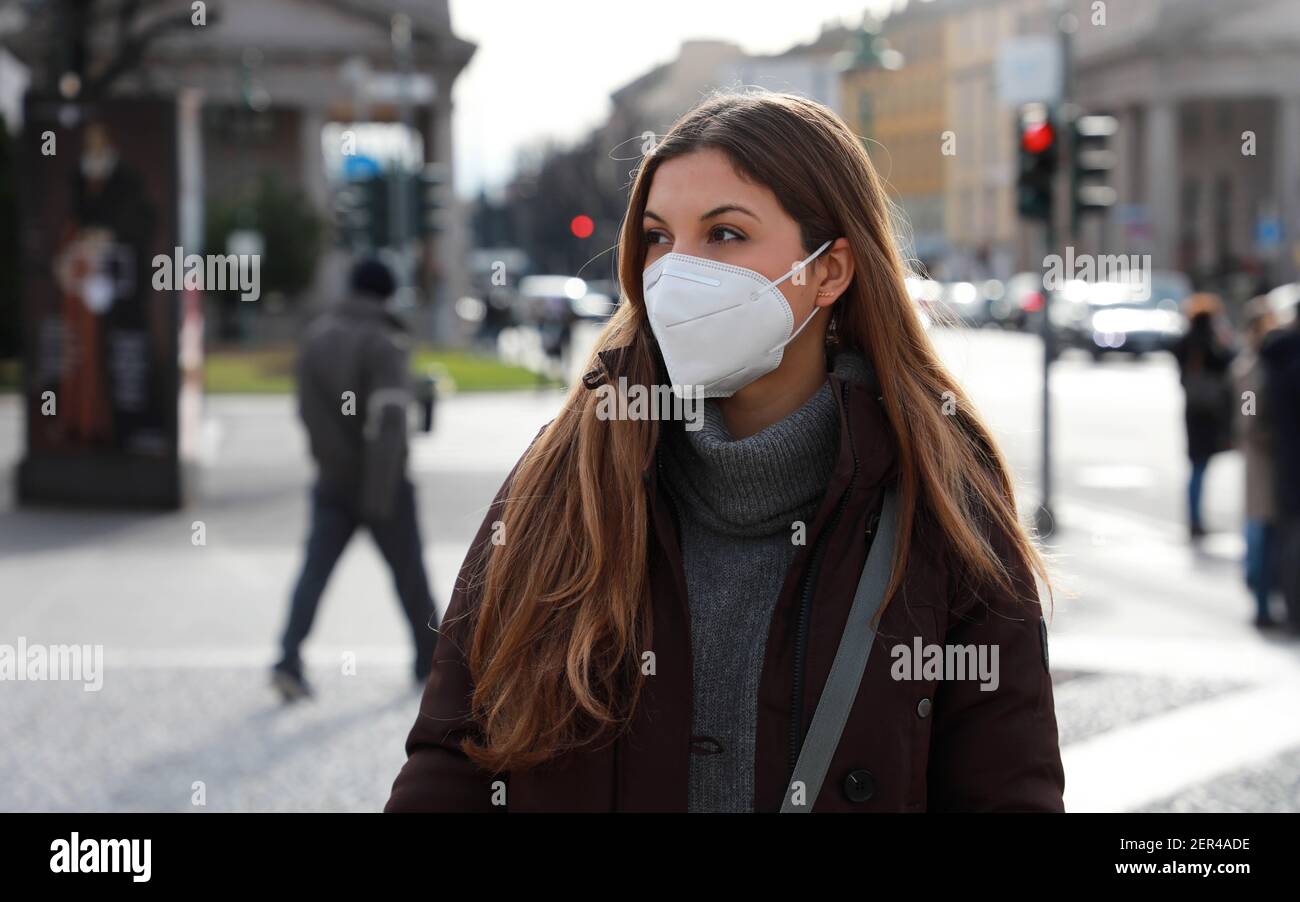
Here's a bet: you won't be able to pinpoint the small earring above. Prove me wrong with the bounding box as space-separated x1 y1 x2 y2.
817 290 832 297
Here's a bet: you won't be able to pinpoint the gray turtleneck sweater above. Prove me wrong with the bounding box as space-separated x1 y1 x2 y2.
659 349 870 813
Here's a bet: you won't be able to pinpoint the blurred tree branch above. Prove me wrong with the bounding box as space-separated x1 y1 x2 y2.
38 0 221 98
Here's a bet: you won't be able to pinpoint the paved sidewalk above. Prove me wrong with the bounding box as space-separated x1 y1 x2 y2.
1 390 560 813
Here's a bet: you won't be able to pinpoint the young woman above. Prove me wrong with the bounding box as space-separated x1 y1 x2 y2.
386 91 1065 813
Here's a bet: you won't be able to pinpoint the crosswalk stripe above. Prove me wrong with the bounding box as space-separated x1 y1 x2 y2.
1063 677 1300 812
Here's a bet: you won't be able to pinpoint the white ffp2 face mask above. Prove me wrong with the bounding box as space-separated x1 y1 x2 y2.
642 238 834 398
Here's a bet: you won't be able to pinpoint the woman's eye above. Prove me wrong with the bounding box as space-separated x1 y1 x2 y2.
710 225 744 243
643 230 669 245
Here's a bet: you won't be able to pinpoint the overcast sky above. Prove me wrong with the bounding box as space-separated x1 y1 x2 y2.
447 0 896 198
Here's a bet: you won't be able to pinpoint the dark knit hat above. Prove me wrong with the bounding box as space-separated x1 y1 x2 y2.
350 258 396 300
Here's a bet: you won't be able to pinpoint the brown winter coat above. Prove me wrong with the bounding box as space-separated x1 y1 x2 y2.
1232 349 1276 522
385 346 1066 812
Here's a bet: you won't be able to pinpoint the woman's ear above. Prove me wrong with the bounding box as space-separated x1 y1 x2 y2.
814 237 854 309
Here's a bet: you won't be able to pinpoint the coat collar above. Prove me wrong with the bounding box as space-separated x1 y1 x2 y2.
336 293 409 332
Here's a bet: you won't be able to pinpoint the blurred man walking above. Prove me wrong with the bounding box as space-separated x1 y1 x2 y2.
272 258 439 700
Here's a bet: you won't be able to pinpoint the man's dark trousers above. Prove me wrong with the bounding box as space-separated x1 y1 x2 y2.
280 477 439 679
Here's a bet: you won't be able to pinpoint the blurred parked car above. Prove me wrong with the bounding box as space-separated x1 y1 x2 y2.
583 278 622 311
937 280 991 327
1005 272 1047 332
517 275 585 322
1070 271 1191 359
572 290 616 320
904 276 942 330
981 278 1021 329
517 275 616 323
932 278 1024 329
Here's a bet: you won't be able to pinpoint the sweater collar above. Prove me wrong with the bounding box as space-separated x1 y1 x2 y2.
658 351 870 537
586 341 895 494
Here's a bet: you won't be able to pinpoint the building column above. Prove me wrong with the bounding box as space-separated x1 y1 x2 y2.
1277 94 1300 284
1144 99 1179 271
425 69 470 344
177 88 205 251
298 105 337 303
298 106 329 214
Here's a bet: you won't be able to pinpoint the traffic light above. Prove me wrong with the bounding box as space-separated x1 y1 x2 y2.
332 180 370 250
1016 103 1057 222
333 166 442 250
570 214 594 239
1071 113 1118 226
413 164 445 237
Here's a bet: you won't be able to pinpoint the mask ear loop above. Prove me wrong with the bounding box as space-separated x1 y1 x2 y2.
751 238 835 300
768 304 825 355
759 238 837 354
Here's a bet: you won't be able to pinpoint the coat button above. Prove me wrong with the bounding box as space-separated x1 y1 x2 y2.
917 697 932 718
843 769 875 803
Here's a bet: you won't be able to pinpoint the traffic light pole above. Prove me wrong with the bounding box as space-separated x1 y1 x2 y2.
391 13 416 308
1036 210 1057 538
1034 0 1075 539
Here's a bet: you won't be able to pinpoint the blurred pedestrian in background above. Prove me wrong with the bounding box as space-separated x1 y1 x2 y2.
1259 301 1300 635
478 286 513 352
272 258 440 701
1171 293 1236 539
1232 296 1281 629
537 291 576 385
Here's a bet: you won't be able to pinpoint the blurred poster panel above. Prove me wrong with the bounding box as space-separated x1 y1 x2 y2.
17 97 189 508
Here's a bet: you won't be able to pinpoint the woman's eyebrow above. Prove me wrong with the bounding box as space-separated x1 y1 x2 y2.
701 204 760 221
643 204 761 223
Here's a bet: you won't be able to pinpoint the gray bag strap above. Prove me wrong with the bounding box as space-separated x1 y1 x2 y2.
781 483 900 813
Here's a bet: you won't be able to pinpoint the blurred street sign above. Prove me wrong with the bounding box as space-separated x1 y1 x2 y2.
1117 203 1152 240
997 36 1062 107
1256 215 1282 251
364 73 436 104
343 154 382 181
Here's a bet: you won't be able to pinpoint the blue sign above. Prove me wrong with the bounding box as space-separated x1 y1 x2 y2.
343 154 382 181
1256 216 1282 250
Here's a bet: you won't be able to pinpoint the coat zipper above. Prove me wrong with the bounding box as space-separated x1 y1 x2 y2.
655 444 683 545
655 442 692 788
788 379 859 782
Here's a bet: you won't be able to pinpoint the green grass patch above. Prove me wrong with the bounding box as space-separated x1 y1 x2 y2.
410 348 560 392
204 345 554 394
1 346 557 395
204 347 297 394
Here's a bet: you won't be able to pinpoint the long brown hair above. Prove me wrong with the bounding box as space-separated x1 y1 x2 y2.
459 90 1050 773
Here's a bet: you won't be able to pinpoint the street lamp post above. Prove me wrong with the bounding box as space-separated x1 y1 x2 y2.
1034 0 1079 539
390 13 416 306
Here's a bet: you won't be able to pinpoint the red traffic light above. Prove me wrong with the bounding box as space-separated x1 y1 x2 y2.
570 214 594 239
1021 122 1055 155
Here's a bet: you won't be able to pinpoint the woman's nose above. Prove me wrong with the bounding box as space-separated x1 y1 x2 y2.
670 242 712 259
